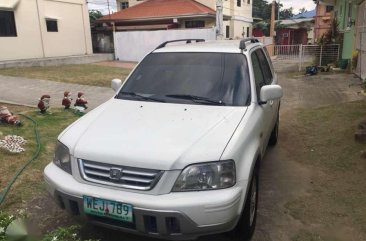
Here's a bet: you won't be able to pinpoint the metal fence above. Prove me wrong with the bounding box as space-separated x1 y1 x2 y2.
272 44 340 71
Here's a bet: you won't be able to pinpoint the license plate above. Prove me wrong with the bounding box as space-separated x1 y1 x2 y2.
83 196 133 223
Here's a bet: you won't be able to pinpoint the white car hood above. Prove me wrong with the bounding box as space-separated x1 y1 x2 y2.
60 99 247 170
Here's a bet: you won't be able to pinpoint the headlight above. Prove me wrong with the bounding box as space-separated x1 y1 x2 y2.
53 141 71 174
172 160 236 192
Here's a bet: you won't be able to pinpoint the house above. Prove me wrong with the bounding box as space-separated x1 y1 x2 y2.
275 18 315 45
106 0 253 39
314 1 334 43
0 0 92 62
315 0 365 79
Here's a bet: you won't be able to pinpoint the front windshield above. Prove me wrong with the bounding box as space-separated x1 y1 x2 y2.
117 52 251 106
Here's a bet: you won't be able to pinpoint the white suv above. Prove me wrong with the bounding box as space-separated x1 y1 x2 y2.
44 39 282 240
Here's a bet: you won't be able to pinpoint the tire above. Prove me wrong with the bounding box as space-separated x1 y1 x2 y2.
229 166 259 241
268 113 279 146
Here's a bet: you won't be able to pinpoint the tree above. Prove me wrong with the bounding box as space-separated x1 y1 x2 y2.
253 0 271 20
253 0 293 21
298 8 307 14
89 10 103 22
280 7 294 19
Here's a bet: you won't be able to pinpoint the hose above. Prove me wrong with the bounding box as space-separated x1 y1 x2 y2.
0 113 41 206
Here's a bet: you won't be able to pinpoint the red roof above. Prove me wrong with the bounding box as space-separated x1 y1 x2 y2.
101 0 216 21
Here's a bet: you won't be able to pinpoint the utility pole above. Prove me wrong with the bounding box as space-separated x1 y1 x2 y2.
107 0 111 19
277 0 280 20
270 0 275 37
216 0 224 40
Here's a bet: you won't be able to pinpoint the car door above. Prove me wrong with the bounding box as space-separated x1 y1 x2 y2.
256 48 278 125
251 49 276 148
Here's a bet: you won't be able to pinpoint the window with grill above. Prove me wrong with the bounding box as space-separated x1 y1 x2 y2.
237 0 241 7
46 20 58 32
185 21 205 28
0 11 17 37
325 5 334 13
226 25 230 38
121 2 129 9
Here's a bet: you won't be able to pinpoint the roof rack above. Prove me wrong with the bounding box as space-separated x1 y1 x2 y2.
239 38 260 51
155 39 205 50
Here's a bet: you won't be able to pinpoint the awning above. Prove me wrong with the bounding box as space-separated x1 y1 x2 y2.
0 0 20 10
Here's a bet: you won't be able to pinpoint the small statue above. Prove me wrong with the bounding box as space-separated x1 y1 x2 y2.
38 95 51 114
0 106 21 126
74 92 88 110
62 91 73 109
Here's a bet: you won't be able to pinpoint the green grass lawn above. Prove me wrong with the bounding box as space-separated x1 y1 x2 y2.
0 64 132 87
0 104 79 211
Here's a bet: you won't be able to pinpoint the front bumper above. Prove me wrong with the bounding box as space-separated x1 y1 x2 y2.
44 163 246 240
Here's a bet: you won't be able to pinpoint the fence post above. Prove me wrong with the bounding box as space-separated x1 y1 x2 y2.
299 44 303 72
319 45 323 66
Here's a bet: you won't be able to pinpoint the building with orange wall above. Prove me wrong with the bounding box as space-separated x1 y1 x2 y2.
314 1 334 43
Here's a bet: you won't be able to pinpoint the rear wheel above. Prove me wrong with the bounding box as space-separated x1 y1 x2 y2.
229 166 259 241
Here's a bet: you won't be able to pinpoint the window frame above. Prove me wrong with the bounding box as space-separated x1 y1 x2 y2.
237 0 241 7
250 48 274 101
121 1 129 9
226 25 230 39
0 10 17 37
185 20 205 28
251 50 266 100
325 5 334 13
255 49 273 85
46 19 58 32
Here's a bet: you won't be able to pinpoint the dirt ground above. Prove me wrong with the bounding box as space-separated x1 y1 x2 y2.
24 72 366 241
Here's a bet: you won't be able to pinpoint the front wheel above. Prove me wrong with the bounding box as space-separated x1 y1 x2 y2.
229 167 259 241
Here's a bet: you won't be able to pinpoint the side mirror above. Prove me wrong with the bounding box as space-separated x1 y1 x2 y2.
260 85 283 103
111 79 122 92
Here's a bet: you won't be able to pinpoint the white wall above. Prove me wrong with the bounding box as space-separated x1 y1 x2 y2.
114 28 216 62
0 0 92 61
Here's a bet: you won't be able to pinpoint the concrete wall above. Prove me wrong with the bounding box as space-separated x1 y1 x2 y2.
0 0 92 61
114 28 216 62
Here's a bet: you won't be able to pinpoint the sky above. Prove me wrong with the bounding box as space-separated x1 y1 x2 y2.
88 0 117 15
267 0 316 14
88 0 316 15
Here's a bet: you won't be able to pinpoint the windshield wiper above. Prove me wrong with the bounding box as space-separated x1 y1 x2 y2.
165 94 225 106
116 92 165 102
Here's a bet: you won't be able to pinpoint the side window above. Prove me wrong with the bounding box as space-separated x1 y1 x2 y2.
263 47 275 73
256 49 273 85
251 52 265 99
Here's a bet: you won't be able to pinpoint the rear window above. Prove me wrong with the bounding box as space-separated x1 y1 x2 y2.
118 52 251 106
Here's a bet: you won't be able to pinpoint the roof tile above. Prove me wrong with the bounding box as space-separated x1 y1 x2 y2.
101 0 216 21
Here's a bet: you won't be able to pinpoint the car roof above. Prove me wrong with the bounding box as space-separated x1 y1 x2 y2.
152 40 263 54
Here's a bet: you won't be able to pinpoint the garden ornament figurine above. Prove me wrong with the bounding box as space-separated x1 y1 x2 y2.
62 91 73 109
38 95 51 114
0 106 21 126
74 92 88 111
